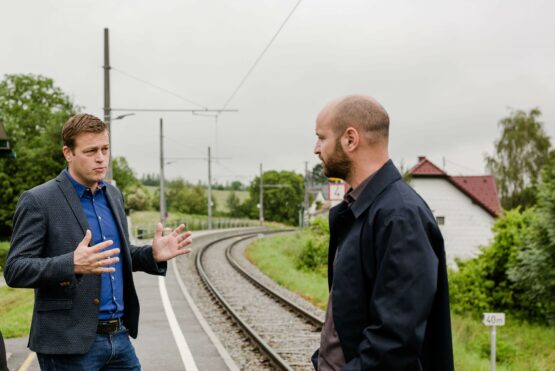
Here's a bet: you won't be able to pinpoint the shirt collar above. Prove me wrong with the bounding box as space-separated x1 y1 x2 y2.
64 169 106 198
344 172 375 208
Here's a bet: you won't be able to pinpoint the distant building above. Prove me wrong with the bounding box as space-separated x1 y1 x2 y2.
409 156 502 265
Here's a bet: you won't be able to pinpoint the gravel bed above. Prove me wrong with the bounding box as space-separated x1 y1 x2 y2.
174 228 274 370
173 229 326 371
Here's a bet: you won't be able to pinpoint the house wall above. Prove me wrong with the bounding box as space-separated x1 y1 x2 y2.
410 178 495 265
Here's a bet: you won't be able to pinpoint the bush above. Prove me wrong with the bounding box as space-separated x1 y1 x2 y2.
450 159 555 323
125 185 151 211
296 218 329 274
449 208 534 318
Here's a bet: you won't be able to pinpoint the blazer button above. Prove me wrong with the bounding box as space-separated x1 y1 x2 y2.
92 298 100 305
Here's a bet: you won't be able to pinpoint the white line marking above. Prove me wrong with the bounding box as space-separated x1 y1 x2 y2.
18 351 36 371
158 276 199 371
172 259 240 371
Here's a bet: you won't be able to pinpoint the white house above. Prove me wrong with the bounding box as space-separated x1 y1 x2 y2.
409 156 502 265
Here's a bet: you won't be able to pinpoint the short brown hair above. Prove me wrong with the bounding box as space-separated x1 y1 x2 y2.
62 114 107 151
333 95 389 144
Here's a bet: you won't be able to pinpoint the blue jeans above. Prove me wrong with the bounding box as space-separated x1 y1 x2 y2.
37 327 141 370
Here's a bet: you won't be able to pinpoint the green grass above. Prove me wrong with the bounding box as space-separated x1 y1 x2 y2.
246 232 555 371
245 232 329 308
0 287 34 338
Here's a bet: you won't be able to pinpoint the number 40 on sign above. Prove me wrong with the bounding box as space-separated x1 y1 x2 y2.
483 313 505 326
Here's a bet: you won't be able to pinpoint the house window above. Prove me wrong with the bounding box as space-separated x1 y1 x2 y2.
436 216 445 225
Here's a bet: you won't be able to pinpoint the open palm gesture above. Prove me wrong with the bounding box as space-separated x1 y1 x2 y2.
151 223 192 262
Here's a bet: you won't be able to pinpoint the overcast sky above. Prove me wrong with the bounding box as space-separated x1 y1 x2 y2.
1 0 554 185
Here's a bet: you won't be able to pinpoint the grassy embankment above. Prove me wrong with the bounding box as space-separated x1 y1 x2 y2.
245 233 555 371
0 241 34 338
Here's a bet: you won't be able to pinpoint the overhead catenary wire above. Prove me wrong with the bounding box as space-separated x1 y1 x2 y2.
444 158 483 174
112 67 209 109
220 0 303 112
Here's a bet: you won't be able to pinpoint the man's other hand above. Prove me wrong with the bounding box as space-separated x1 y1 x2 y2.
152 223 192 263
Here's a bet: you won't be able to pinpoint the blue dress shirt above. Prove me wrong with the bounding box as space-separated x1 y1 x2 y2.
65 170 124 320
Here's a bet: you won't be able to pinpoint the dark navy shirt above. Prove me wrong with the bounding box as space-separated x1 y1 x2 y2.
65 170 124 320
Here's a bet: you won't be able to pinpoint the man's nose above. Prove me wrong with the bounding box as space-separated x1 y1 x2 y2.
314 142 320 155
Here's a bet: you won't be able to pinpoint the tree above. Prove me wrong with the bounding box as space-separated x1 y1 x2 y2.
165 179 211 215
508 158 555 323
113 156 139 192
485 108 553 210
0 74 78 237
311 163 327 184
229 180 245 191
226 192 243 218
248 170 304 225
140 173 160 186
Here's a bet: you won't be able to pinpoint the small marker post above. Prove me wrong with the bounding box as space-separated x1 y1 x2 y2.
483 313 505 371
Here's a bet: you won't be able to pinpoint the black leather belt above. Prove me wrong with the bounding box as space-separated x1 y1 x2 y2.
97 318 123 334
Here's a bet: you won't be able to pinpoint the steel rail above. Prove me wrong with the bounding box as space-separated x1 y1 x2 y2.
226 234 324 328
196 231 305 371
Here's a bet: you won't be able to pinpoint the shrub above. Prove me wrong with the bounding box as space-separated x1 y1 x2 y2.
449 208 533 318
296 218 329 274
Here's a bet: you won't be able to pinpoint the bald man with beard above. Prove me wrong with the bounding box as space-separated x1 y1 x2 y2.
311 95 454 370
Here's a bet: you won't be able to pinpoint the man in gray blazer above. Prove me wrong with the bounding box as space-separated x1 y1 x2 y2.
4 114 193 370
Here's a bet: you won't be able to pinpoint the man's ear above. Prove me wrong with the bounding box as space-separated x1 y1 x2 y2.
63 146 72 163
343 127 359 152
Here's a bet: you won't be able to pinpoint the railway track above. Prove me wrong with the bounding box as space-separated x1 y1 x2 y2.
196 232 323 371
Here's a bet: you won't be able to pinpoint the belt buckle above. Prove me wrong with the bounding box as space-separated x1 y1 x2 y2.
97 318 121 334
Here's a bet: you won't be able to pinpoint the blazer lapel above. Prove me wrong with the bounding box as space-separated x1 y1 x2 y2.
104 186 132 267
55 171 89 234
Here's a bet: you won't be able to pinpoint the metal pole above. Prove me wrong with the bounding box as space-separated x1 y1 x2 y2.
159 118 166 224
490 326 496 371
103 28 112 182
303 161 309 228
259 163 264 225
208 146 212 229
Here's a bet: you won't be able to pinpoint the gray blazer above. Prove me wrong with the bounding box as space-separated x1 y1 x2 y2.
4 171 166 355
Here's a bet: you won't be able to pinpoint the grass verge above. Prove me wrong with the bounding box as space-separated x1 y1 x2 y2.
246 232 555 371
0 286 34 338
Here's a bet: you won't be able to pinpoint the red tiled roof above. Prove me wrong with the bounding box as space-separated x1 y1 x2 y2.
409 156 447 176
409 156 502 217
450 176 502 217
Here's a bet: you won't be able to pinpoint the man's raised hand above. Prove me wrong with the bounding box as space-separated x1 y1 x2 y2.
152 223 192 263
74 230 120 275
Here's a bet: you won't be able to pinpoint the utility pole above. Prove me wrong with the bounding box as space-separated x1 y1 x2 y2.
103 27 113 182
207 146 213 229
259 163 264 225
303 161 309 228
159 118 166 224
